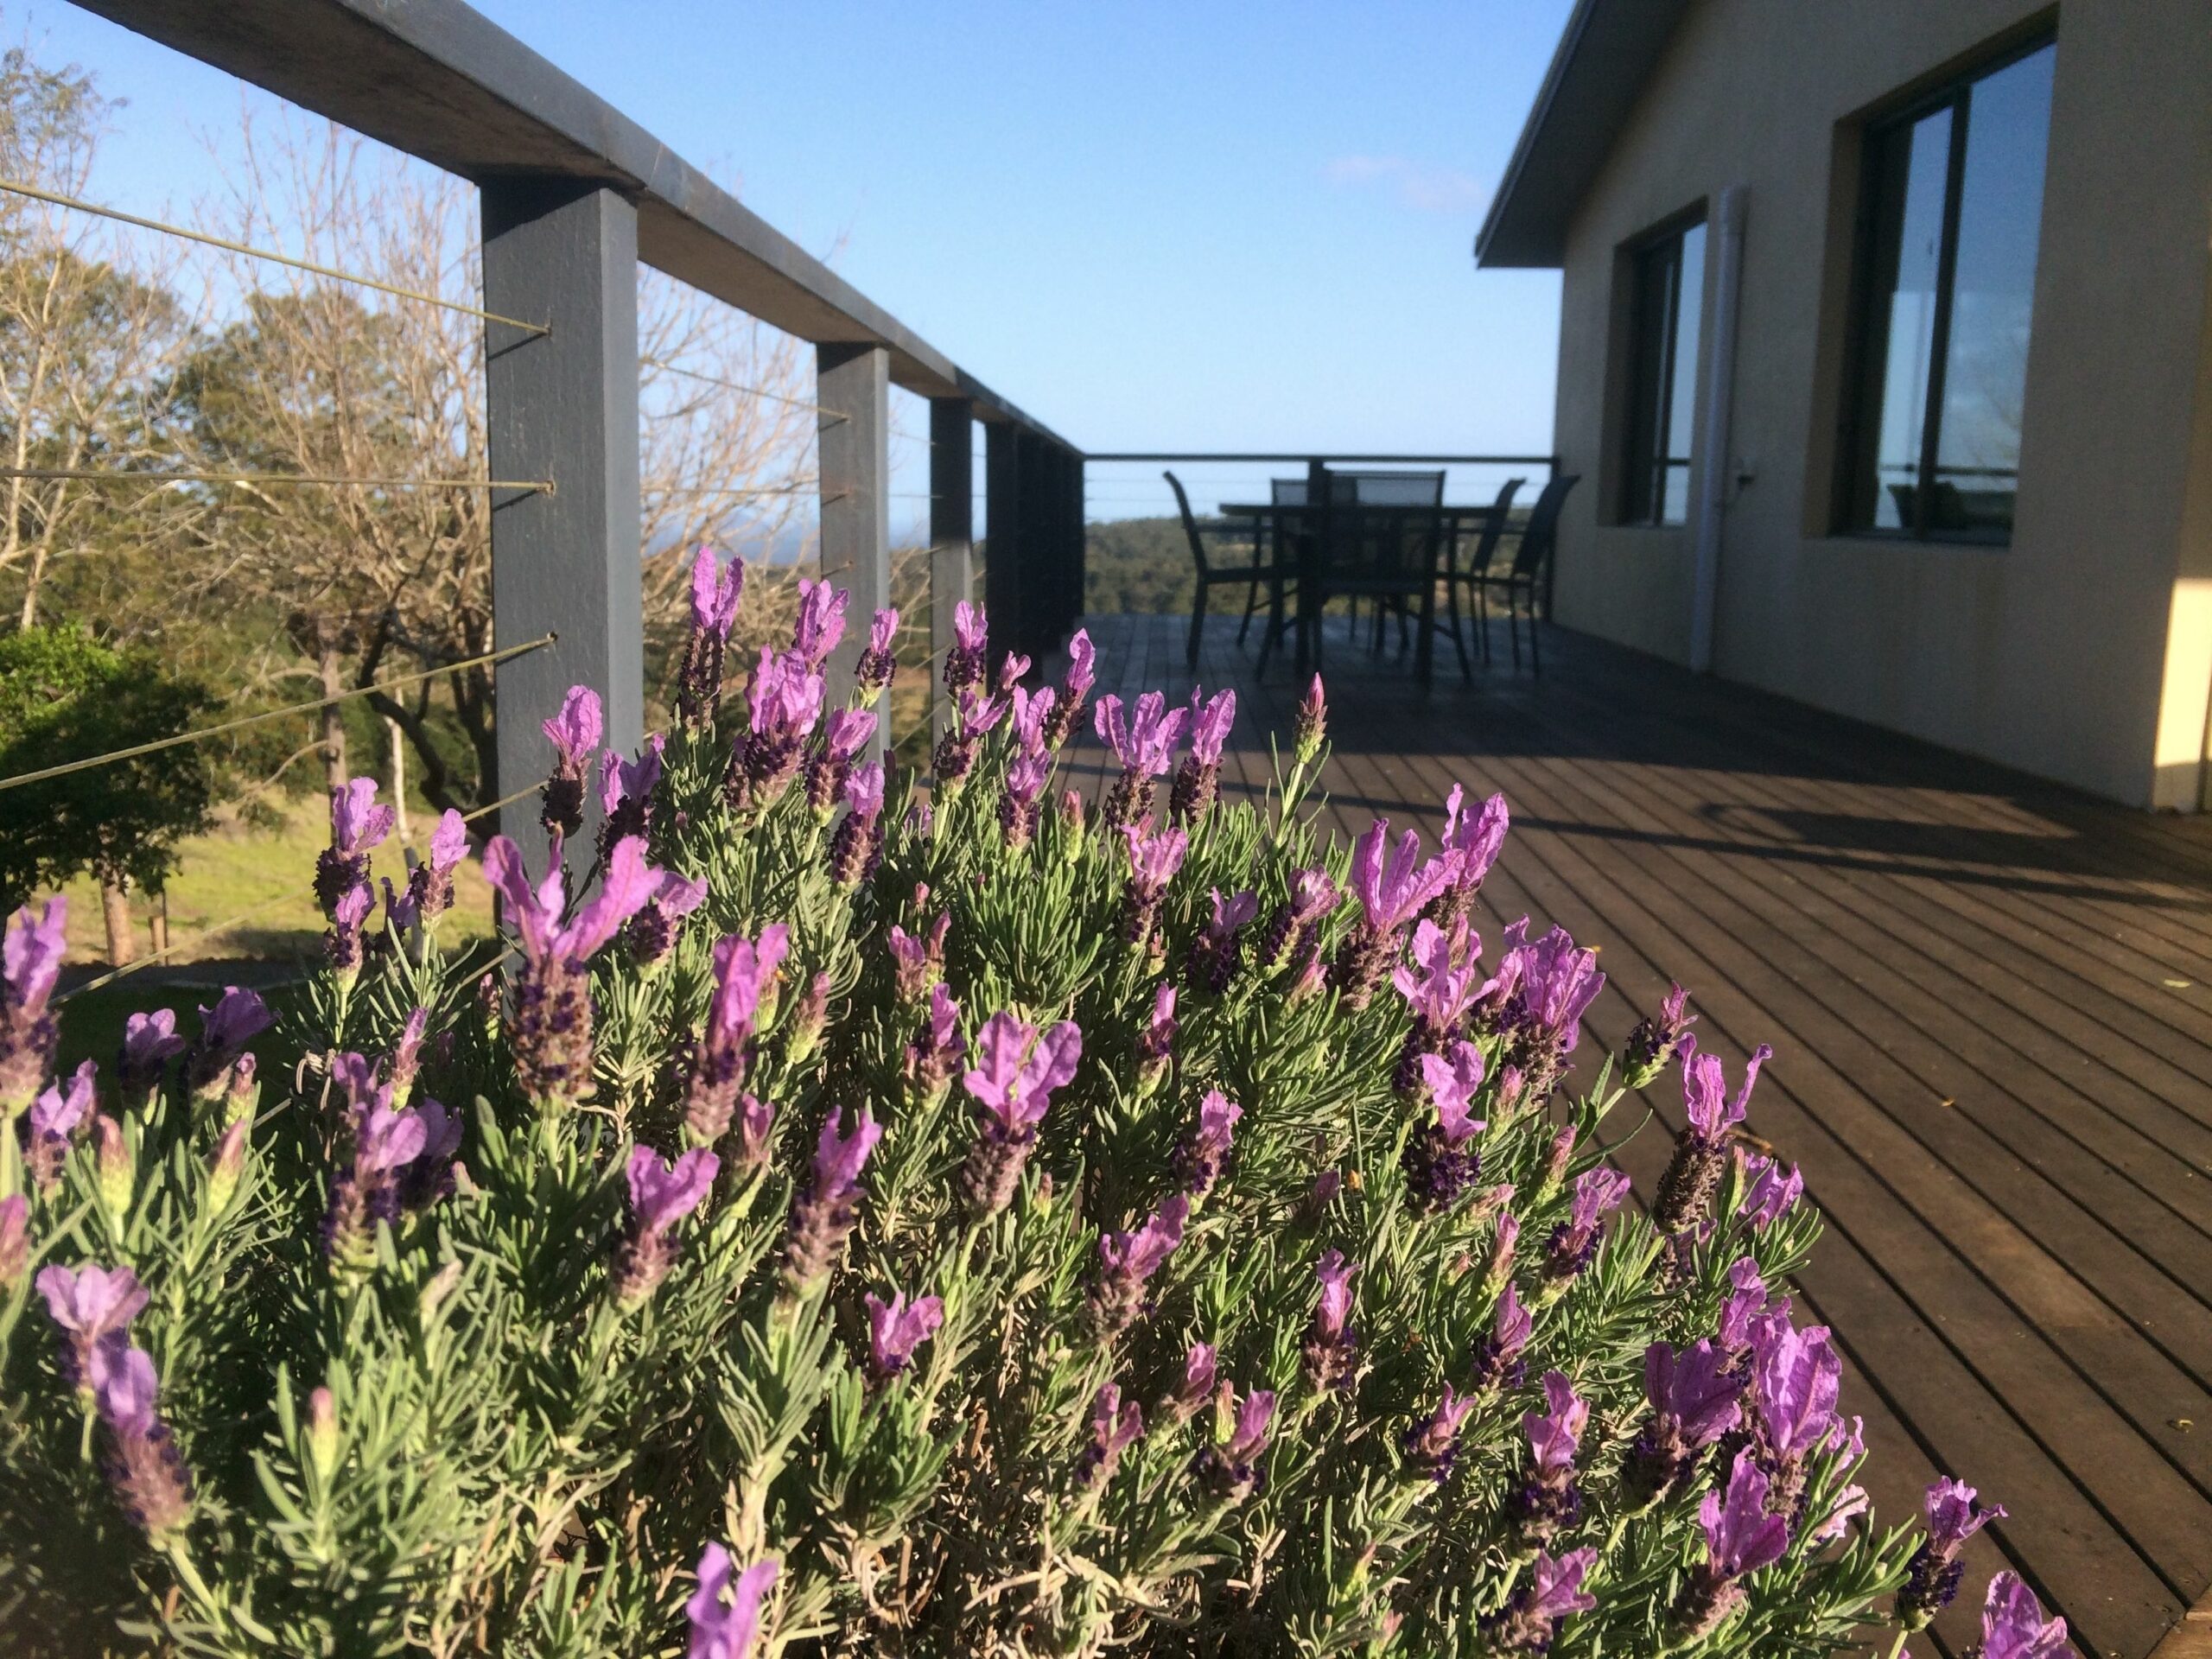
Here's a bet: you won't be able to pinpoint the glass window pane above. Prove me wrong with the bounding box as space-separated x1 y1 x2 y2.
1863 106 1953 530
1662 221 1707 525
1623 239 1675 522
1933 43 2053 537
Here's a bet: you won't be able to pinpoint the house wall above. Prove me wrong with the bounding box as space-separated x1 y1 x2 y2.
1548 0 2212 806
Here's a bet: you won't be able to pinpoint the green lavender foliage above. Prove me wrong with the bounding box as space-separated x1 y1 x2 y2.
0 642 1922 1657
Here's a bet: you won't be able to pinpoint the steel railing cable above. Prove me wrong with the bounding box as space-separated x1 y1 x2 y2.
55 783 542 1004
0 177 550 337
0 465 551 494
639 355 835 418
0 633 556 796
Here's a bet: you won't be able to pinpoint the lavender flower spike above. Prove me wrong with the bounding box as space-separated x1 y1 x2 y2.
1543 1166 1632 1284
1402 1041 1485 1212
615 1144 721 1307
187 986 272 1097
2 898 68 1118
1897 1476 2008 1627
1119 823 1189 950
1509 1370 1589 1545
1621 1338 1745 1509
865 1290 944 1382
680 547 746 724
1174 1089 1243 1198
539 684 603 839
855 607 899 698
1197 1385 1275 1502
783 1107 881 1287
1332 818 1452 1007
1170 687 1235 823
683 924 789 1147
1976 1572 2075 1659
0 1194 27 1292
1089 1193 1190 1335
791 577 849 670
1301 1250 1360 1391
1471 1280 1534 1392
1672 1450 1791 1640
1429 784 1509 931
1294 673 1326 764
26 1059 93 1191
91 1342 193 1541
1074 1382 1145 1491
688 1544 779 1659
117 1008 188 1102
1651 1037 1775 1236
1481 1547 1598 1653
1738 1149 1806 1229
944 600 989 693
1624 982 1696 1090
1402 1384 1478 1484
36 1262 150 1391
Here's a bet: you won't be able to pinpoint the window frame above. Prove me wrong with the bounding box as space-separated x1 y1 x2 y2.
1618 213 1706 528
1835 31 2056 546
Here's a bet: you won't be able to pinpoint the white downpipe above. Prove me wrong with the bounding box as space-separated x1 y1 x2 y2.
1688 185 1747 675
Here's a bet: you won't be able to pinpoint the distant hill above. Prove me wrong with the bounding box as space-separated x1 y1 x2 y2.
1086 516 1203 615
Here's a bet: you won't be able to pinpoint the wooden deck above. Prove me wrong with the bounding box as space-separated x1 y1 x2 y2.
1062 610 2212 1658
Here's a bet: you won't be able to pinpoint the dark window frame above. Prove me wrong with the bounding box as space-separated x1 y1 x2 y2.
1618 213 1706 527
1835 31 2056 545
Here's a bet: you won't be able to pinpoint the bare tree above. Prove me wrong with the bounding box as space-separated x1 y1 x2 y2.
0 43 205 628
178 107 821 810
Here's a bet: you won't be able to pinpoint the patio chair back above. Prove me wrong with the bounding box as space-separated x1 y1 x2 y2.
1460 475 1525 578
1338 468 1445 506
1165 470 1215 579
1508 474 1580 580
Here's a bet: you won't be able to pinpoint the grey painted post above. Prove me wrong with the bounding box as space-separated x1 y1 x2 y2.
928 397 974 747
985 421 1022 668
480 179 642 857
817 343 891 766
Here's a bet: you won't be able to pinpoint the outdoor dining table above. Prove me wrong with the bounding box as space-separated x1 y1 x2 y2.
1216 499 1504 683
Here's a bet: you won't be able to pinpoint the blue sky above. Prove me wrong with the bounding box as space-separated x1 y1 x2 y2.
24 0 1573 521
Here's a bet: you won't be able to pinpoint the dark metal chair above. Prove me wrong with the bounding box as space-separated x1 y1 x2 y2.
1166 470 1274 669
1307 474 1449 686
1438 475 1524 678
1474 474 1578 677
1330 470 1444 655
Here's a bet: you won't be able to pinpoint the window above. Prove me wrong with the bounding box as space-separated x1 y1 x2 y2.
1620 217 1706 526
1841 38 2055 541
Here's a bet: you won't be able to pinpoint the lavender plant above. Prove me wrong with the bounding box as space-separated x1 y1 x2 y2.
1 553 2071 1658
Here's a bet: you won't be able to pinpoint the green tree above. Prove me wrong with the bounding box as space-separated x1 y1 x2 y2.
0 622 213 962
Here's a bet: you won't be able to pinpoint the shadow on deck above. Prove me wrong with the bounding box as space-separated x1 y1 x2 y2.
1058 611 2212 1659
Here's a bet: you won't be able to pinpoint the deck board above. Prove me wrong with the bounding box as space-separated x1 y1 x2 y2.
1053 611 2212 1658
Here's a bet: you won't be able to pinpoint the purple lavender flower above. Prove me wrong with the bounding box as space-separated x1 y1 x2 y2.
1074 1382 1146 1492
187 986 271 1097
1043 628 1095 747
996 651 1033 692
1624 982 1697 1090
999 747 1052 849
1174 1089 1243 1198
1392 918 1482 1084
1096 691 1190 828
326 882 374 983
957 1010 1083 1215
0 1193 27 1291
1672 1450 1792 1638
35 1262 149 1390
830 761 887 884
855 607 899 699
684 925 788 1147
687 1544 778 1659
902 982 967 1100
207 1116 249 1213
1332 819 1452 1007
1622 1338 1745 1508
1294 673 1326 763
315 778 396 917
1439 785 1510 899
1301 1250 1360 1390
1402 1041 1486 1212
538 684 603 839
625 867 708 967
1119 822 1189 950
1718 1255 1779 1356
783 1107 881 1287
1975 1571 2075 1659
888 910 950 1004
1402 1384 1478 1484
1256 866 1338 976
1503 925 1605 1077
482 835 666 1103
1197 1385 1275 1501
404 808 471 923
1089 1193 1190 1336
944 600 990 695
90 1341 193 1541
1748 1313 1842 1516
679 547 746 725
1737 1149 1805 1229
1135 983 1178 1082
597 733 667 854
615 1143 721 1307
1185 887 1259 995
865 1289 944 1382
322 1054 432 1269
1510 1370 1589 1544
1897 1477 2006 1626
1471 1280 1534 1393
791 577 849 671
1170 687 1235 822
1651 1037 1774 1236
26 1058 93 1190
806 708 878 814
1542 1166 1631 1283
1481 1548 1599 1652
1167 1341 1217 1421
116 1009 187 1103
1 897 67 1119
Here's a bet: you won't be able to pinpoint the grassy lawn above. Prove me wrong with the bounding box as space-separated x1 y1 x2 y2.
40 791 497 969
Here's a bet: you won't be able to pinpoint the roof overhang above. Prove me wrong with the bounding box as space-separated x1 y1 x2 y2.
1474 0 1693 269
